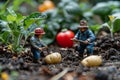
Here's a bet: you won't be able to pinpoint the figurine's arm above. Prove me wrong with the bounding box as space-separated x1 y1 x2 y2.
74 31 80 39
30 40 40 50
39 40 48 51
87 30 95 43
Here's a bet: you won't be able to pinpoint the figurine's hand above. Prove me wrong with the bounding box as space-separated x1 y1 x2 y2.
39 48 43 51
45 46 48 49
39 46 48 51
83 40 89 44
73 43 78 48
71 38 78 42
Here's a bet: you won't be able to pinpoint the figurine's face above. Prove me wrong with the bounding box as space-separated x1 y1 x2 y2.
38 34 43 38
80 27 87 32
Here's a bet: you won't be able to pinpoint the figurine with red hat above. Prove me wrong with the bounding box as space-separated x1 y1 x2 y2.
72 20 95 57
30 27 48 63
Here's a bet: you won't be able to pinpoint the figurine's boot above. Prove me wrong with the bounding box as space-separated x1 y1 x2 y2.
86 46 93 56
87 53 93 56
33 59 41 64
78 53 84 60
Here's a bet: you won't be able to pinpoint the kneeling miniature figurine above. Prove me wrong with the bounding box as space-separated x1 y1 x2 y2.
72 20 95 57
30 27 48 63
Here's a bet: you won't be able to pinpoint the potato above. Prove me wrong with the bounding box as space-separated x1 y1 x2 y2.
45 52 62 64
81 55 102 67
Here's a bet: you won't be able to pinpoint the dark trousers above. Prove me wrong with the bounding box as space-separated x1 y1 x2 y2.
76 43 94 56
31 48 41 60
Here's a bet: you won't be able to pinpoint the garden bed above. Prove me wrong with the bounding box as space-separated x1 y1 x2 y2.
0 34 120 80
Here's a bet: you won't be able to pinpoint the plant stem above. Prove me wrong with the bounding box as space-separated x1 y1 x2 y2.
111 21 113 39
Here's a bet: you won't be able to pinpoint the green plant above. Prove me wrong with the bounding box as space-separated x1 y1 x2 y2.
101 15 120 38
89 24 101 35
0 8 46 54
109 16 120 38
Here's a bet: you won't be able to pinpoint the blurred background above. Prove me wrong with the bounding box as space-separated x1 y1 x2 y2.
0 0 120 45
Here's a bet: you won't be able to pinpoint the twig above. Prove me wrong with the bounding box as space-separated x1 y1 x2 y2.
104 62 120 66
50 68 69 80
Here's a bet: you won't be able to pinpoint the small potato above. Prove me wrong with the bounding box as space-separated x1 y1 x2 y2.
45 52 62 64
81 55 102 67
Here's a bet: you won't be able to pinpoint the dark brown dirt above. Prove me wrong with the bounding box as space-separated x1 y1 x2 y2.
0 34 120 80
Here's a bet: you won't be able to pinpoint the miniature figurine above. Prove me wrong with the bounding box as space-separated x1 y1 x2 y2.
30 27 48 63
72 20 95 57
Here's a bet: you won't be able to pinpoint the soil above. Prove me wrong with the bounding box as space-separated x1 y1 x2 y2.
0 34 120 80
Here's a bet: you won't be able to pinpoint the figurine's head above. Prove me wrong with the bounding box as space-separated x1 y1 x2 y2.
34 27 45 38
78 20 88 32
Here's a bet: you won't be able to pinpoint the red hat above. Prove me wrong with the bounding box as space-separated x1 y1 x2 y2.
35 28 45 35
78 20 88 28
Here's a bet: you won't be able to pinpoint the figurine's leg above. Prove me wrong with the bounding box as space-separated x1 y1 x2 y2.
33 50 40 60
77 45 86 57
31 49 41 63
86 43 94 56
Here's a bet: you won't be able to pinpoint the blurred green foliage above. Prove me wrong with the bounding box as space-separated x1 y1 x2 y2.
113 18 120 32
0 0 120 48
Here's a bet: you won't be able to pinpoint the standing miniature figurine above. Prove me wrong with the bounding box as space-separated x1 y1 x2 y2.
72 20 95 57
30 27 48 63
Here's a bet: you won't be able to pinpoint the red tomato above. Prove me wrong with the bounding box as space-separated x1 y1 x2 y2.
56 30 75 48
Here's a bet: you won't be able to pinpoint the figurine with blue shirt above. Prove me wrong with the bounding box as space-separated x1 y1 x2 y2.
72 20 95 57
30 27 48 63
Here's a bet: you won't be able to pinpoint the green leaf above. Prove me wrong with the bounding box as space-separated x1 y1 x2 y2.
112 13 120 18
0 20 8 31
16 13 26 24
65 2 82 15
27 12 46 19
89 25 101 35
7 8 17 16
70 23 79 31
6 8 17 22
92 2 112 16
24 19 35 30
24 12 46 30
112 9 120 14
0 31 10 44
108 1 120 9
113 17 120 32
13 30 20 38
0 0 10 15
7 15 17 21
13 0 24 10
42 37 54 45
79 2 91 12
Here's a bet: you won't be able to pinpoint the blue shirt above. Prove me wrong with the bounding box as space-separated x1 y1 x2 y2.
75 29 95 43
30 36 46 50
